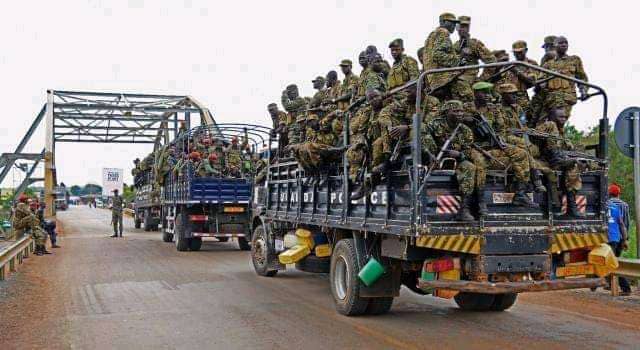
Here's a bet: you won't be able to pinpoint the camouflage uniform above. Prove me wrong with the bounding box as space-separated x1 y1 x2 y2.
535 120 582 192
354 67 375 102
111 194 123 236
423 21 473 102
453 34 495 82
424 114 479 195
371 98 409 169
225 138 248 177
281 88 308 145
387 54 420 90
196 158 222 177
12 202 46 247
542 54 588 119
346 104 377 182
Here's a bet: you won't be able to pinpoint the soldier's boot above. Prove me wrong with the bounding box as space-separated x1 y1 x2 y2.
42 245 52 254
549 185 561 210
512 182 539 208
110 233 118 238
476 188 488 217
532 170 547 193
34 245 43 256
566 191 585 218
456 195 475 222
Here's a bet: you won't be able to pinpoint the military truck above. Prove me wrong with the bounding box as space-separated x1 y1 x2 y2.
250 62 617 316
160 124 271 251
133 168 161 231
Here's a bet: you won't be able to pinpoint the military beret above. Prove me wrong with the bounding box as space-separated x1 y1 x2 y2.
472 82 494 91
442 100 463 111
312 76 325 83
439 12 458 22
498 83 518 93
458 16 471 24
339 59 353 66
542 35 557 48
512 40 527 52
388 38 404 48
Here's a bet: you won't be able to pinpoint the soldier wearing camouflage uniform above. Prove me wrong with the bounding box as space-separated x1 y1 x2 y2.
387 38 420 90
196 153 223 177
453 16 496 83
13 195 48 255
542 36 588 123
281 84 308 147
423 100 480 221
423 12 473 102
110 189 124 237
365 53 388 94
540 35 557 66
268 103 288 156
224 129 249 178
365 45 391 79
509 40 540 117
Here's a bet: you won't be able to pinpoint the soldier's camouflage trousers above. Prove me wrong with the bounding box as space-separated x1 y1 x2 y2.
456 160 477 195
372 115 408 168
295 142 331 171
288 123 301 145
18 215 46 245
545 91 577 120
482 145 531 183
442 78 474 103
112 212 123 235
346 135 368 182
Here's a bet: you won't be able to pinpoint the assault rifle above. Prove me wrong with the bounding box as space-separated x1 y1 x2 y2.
473 114 506 149
508 128 565 141
417 123 462 193
486 65 516 83
552 150 606 166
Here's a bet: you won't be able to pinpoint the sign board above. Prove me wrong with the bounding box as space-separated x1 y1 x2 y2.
102 168 123 196
614 106 640 158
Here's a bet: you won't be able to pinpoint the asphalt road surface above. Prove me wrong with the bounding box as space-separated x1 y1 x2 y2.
1 205 639 350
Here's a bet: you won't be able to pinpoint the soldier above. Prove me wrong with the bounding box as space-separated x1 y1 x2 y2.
132 158 141 185
423 12 473 102
387 38 420 90
354 52 375 102
347 89 384 200
510 40 540 113
417 47 425 71
535 107 584 217
268 103 288 156
225 129 249 178
542 36 589 122
540 35 557 66
358 51 368 73
306 76 328 142
365 53 388 93
294 116 339 186
423 100 480 221
365 45 391 79
281 84 308 147
336 60 359 110
472 82 538 210
453 16 496 83
196 153 222 177
371 91 412 175
13 195 48 255
110 189 123 238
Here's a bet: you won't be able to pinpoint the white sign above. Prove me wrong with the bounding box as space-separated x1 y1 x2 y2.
102 168 124 196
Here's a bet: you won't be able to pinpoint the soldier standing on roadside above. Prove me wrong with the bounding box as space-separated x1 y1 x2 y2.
110 189 124 238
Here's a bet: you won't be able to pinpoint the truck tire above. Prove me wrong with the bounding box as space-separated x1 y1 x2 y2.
454 292 496 311
174 213 190 252
330 239 369 316
238 237 251 251
295 255 330 273
143 211 152 231
189 237 202 251
489 293 517 311
134 217 142 229
365 297 394 315
251 226 277 277
217 237 230 242
162 230 173 243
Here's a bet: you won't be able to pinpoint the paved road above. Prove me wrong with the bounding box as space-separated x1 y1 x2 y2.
1 206 639 350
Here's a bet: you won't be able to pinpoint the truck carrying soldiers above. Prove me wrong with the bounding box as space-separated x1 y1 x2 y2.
250 12 618 315
132 122 272 251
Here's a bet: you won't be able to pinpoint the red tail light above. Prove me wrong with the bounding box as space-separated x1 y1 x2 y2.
424 258 460 273
189 215 208 222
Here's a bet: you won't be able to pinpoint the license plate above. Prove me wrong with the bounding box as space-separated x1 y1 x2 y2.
275 239 284 252
556 264 595 277
224 206 245 213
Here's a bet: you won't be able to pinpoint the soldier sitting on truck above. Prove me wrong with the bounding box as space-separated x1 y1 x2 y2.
224 128 249 178
291 115 340 186
196 153 222 177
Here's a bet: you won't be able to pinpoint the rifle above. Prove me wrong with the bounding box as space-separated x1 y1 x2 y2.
417 123 462 193
486 65 516 83
473 114 506 149
508 128 565 141
552 150 606 166
472 144 506 167
533 75 554 86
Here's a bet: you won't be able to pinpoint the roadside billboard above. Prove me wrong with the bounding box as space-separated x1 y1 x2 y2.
102 168 124 196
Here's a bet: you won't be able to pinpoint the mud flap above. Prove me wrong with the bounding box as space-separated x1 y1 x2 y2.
353 233 401 298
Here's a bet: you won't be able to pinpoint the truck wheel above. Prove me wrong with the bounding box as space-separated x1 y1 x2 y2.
251 226 277 277
238 237 251 251
365 297 394 315
174 214 190 252
143 211 152 231
296 255 330 273
489 293 517 311
162 230 173 243
217 237 230 242
134 217 142 229
330 239 369 316
189 237 202 251
453 292 496 311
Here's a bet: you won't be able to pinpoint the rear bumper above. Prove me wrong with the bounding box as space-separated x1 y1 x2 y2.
419 277 605 294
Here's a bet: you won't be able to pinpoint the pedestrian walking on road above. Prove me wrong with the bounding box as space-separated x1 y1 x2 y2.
110 189 124 238
607 184 631 296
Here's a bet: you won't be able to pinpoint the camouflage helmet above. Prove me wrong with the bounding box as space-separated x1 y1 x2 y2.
441 100 463 111
498 83 518 94
311 76 325 84
472 81 494 91
339 59 353 67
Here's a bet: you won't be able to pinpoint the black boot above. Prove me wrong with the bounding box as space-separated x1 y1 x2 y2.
512 182 539 208
456 195 475 221
476 188 488 217
532 170 547 193
110 233 118 238
34 245 44 256
566 191 585 218
549 184 561 210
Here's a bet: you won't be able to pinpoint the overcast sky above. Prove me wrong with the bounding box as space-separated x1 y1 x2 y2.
0 0 637 188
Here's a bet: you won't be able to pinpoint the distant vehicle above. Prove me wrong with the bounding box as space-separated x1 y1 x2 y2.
53 186 69 211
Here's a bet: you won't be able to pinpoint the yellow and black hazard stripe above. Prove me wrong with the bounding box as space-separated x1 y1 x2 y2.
550 232 608 254
416 234 482 254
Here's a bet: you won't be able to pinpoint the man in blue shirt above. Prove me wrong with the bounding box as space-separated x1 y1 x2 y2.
607 184 631 295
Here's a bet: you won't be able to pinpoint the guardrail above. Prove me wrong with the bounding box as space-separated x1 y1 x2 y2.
0 235 34 281
611 258 640 296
